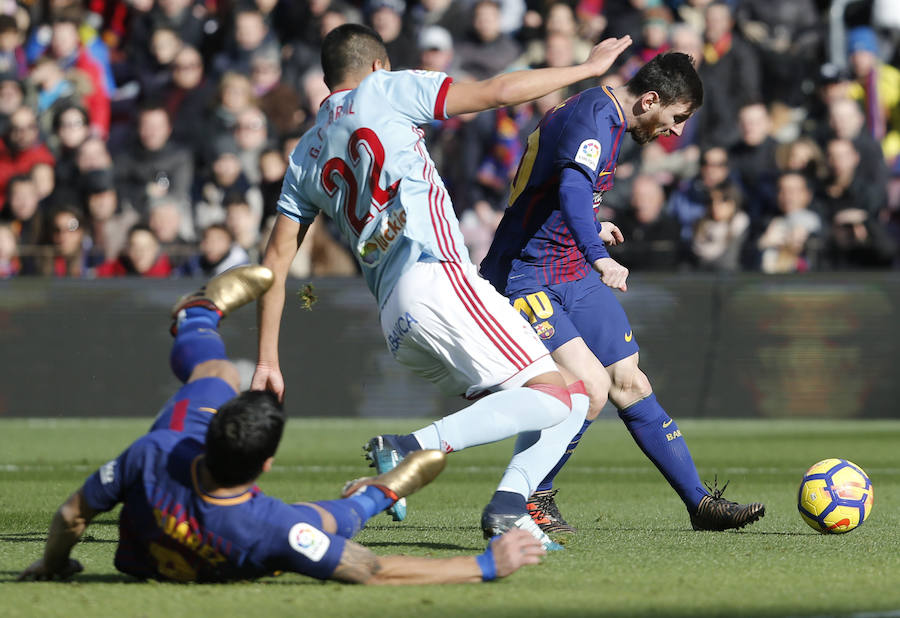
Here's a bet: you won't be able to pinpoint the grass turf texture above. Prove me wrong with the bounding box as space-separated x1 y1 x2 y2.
2 418 899 618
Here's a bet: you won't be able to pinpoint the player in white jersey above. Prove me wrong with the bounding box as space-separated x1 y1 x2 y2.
253 24 631 549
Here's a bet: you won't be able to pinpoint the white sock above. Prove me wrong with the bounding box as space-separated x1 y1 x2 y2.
496 393 590 499
412 387 570 452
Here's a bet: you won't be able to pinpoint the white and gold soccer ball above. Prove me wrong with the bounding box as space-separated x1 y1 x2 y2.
798 458 874 534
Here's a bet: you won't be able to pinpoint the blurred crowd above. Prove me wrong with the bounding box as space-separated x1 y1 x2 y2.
0 0 899 279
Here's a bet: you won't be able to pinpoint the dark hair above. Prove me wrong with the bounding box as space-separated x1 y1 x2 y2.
224 192 249 208
127 222 157 241
708 180 742 208
0 14 18 34
205 390 285 486
52 104 89 133
203 222 234 241
6 174 34 201
321 24 388 89
626 52 703 111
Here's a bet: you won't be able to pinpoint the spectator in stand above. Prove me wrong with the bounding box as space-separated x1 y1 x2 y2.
825 207 897 270
0 77 24 136
417 25 458 75
148 197 192 267
456 0 521 80
29 58 84 138
368 0 418 71
128 0 205 71
0 105 55 212
136 26 181 98
776 137 828 185
224 193 261 262
177 222 249 277
213 8 277 76
618 7 672 82
845 26 900 166
40 205 90 277
4 174 44 248
411 0 471 42
757 172 822 273
95 223 172 277
115 103 192 216
729 101 778 230
691 180 749 271
0 222 17 277
250 47 302 137
48 104 89 203
827 97 889 189
42 11 109 136
695 2 761 149
667 146 733 253
0 15 27 79
210 72 255 145
161 45 216 158
820 138 886 223
735 0 821 107
233 106 270 185
82 168 138 263
803 62 855 145
195 135 262 231
610 175 682 271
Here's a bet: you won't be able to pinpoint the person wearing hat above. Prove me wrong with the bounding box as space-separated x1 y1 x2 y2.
846 25 900 164
418 25 457 74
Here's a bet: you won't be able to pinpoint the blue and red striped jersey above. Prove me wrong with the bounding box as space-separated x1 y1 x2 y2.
481 86 627 291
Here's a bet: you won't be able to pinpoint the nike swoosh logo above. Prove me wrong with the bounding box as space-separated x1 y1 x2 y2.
624 331 633 342
662 419 673 428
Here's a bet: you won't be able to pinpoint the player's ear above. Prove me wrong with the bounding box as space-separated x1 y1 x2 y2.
261 457 275 474
641 91 660 111
372 57 390 72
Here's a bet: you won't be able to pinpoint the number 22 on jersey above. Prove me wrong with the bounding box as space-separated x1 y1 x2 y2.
321 128 399 236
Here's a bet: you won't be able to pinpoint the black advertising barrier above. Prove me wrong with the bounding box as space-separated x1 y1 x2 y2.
1 274 898 419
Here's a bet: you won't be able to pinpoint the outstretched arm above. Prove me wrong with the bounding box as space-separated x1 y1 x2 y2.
331 529 545 586
445 36 632 117
19 488 96 581
253 214 310 400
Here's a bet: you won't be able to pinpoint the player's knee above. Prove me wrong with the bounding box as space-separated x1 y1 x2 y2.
609 359 651 406
580 375 609 417
526 380 572 425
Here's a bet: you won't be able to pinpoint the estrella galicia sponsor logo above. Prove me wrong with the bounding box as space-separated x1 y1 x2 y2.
535 321 555 340
388 312 418 355
359 206 407 266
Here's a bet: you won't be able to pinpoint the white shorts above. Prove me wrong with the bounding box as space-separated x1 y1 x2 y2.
380 260 557 398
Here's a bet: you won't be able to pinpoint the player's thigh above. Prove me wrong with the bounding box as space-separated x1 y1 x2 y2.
381 261 556 398
567 272 639 366
605 352 652 408
149 377 239 435
551 337 611 414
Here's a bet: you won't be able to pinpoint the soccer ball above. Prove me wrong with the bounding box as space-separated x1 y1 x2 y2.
797 458 873 534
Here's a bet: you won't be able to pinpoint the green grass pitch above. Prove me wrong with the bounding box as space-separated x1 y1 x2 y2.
2 417 899 617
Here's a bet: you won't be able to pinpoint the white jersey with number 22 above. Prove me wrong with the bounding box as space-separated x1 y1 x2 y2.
277 70 468 307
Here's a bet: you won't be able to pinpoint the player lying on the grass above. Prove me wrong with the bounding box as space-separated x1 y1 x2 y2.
479 52 765 534
19 266 545 584
253 24 633 550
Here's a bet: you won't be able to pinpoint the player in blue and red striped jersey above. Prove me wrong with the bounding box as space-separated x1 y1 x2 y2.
482 53 765 533
19 267 545 585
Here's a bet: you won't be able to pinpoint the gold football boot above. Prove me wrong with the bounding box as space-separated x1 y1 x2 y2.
171 265 274 333
341 449 447 502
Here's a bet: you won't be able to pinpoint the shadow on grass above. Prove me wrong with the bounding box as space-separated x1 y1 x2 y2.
364 541 477 551
592 527 811 536
0 533 116 544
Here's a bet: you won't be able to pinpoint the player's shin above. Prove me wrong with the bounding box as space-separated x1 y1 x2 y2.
490 390 590 508
169 307 227 383
535 383 593 492
618 394 707 511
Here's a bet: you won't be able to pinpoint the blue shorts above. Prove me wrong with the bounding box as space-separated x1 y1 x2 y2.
149 377 238 440
506 270 638 366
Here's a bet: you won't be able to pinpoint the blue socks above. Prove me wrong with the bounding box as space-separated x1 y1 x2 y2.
618 394 707 512
316 486 396 539
170 307 227 383
536 418 593 492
